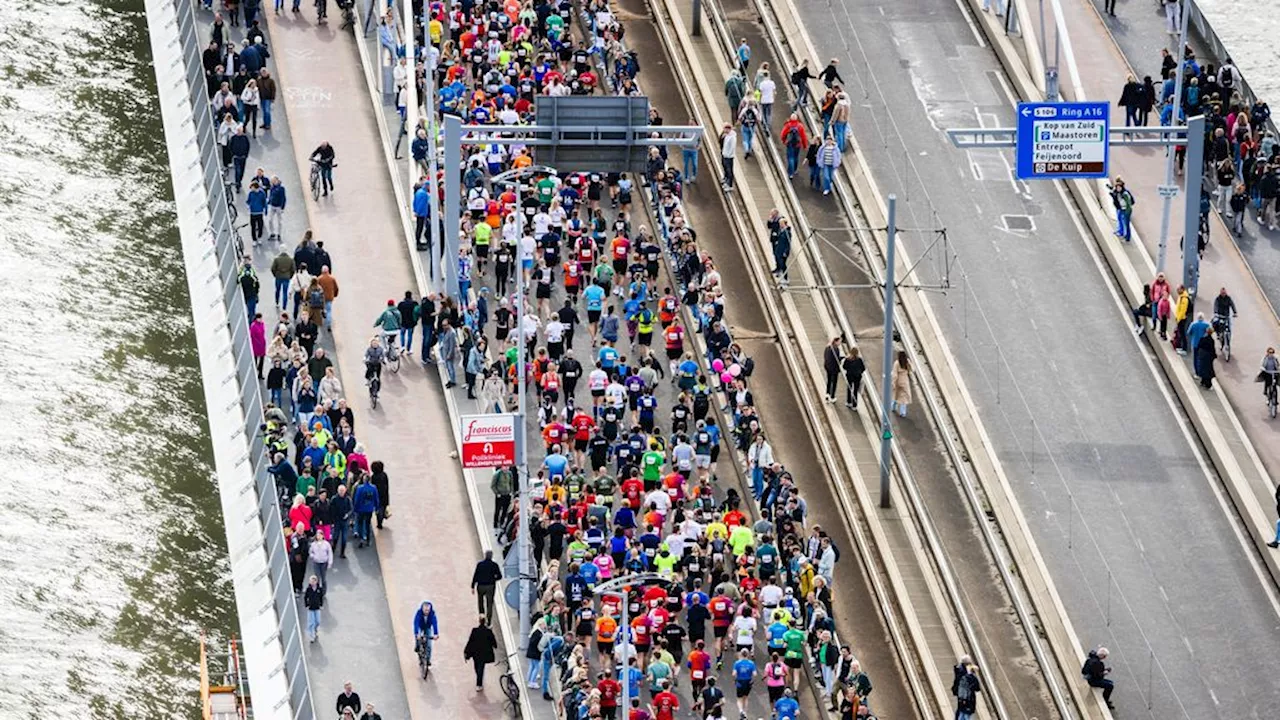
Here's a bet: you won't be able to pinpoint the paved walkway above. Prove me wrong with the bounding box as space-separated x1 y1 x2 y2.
260 7 506 719
1049 0 1280 481
191 5 413 718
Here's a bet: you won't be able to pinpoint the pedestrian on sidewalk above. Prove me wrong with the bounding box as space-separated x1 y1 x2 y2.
738 95 761 158
309 530 332 587
303 575 324 641
438 318 460 387
832 91 851 152
953 659 981 720
790 59 816 110
352 475 379 547
358 703 382 720
719 125 737 192
370 460 390 528
472 550 503 623
817 137 841 195
758 70 776 129
247 180 267 244
1118 75 1142 127
1229 183 1248 235
336 683 361 716
891 350 912 417
682 117 700 183
842 346 865 409
316 267 339 331
780 114 808 177
767 212 792 280
736 39 751 76
1269 480 1280 548
1103 0 1116 18
725 69 746 122
1108 177 1135 241
266 175 286 241
1194 326 1218 388
464 615 498 692
823 337 842 402
229 125 251 191
251 313 267 378
239 259 260 320
1173 284 1191 353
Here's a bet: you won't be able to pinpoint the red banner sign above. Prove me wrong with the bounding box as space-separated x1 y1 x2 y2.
459 414 517 468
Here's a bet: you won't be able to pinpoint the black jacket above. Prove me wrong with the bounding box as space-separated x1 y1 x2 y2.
371 470 390 508
304 584 325 610
1081 652 1107 683
823 345 842 375
336 691 361 716
472 558 503 587
464 625 497 664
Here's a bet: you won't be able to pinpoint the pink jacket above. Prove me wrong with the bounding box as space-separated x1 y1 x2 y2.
250 319 267 357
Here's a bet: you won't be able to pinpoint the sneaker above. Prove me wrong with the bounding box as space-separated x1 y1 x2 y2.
846 401 855 409
1267 541 1279 548
1134 324 1143 335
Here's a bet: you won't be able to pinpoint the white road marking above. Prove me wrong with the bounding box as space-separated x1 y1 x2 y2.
952 0 987 47
1209 689 1220 706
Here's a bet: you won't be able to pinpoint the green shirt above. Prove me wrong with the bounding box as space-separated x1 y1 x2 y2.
536 178 556 204
646 659 672 691
296 474 317 497
783 628 806 660
640 450 664 482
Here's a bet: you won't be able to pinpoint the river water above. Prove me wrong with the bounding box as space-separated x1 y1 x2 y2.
0 0 232 717
1196 0 1280 101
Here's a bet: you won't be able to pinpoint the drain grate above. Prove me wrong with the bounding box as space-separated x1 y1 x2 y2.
1002 214 1035 232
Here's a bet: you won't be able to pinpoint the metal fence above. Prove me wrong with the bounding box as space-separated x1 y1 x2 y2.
145 0 314 717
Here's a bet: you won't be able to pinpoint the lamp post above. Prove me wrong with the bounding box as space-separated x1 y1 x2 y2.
593 572 667 719
491 164 561 650
1157 0 1192 272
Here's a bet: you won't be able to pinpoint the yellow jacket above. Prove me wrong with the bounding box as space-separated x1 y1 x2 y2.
1174 291 1190 322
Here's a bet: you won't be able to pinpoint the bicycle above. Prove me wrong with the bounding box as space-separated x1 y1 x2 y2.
498 652 522 716
1212 314 1232 362
366 360 382 408
310 161 323 200
1265 370 1278 419
381 332 402 373
415 633 434 679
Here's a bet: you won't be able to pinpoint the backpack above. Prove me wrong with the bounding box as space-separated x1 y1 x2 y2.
957 674 974 702
308 287 325 308
784 126 801 148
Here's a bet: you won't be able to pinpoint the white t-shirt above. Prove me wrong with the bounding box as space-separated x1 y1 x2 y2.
546 320 565 343
733 615 756 646
588 369 608 391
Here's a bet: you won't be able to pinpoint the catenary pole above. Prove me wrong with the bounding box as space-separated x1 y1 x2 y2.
878 195 898 509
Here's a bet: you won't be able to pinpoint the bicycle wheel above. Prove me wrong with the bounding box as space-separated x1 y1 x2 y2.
1223 335 1231 362
387 351 400 374
226 196 239 224
499 672 520 705
419 651 429 679
1270 393 1277 419
311 166 321 201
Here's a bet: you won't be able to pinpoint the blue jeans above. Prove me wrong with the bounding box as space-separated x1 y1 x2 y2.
443 358 457 385
323 300 333 329
307 609 321 639
400 326 415 349
822 166 835 194
808 162 819 187
528 661 541 685
246 296 257 321
761 103 773 128
270 388 283 406
233 156 247 188
262 99 273 127
785 145 801 176
275 277 289 308
332 520 349 554
459 279 471 301
751 466 764 498
318 165 334 193
833 121 848 152
540 655 554 695
355 511 373 541
741 124 755 155
1116 209 1132 241
683 148 699 181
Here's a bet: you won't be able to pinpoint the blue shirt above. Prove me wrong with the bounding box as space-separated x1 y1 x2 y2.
733 658 756 684
598 346 619 369
246 188 268 215
584 284 606 311
413 186 430 217
623 666 644 697
767 622 788 648
544 453 568 478
774 697 799 720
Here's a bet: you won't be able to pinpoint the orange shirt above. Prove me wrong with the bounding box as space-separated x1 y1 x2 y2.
596 615 618 643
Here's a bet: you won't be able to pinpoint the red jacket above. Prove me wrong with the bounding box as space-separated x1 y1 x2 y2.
780 119 808 148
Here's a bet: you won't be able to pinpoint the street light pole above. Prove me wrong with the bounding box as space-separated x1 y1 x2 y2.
1157 0 1192 272
593 572 664 720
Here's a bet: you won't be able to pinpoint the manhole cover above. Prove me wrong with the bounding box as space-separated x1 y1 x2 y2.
1002 214 1034 232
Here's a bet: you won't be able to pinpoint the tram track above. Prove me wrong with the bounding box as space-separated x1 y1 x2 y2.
631 0 1106 717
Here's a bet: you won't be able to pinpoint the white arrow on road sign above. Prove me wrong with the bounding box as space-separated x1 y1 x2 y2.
1021 106 1032 117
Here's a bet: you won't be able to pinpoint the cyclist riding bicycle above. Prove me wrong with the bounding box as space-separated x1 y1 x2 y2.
1213 287 1237 334
1261 346 1279 397
413 600 439 664
364 337 385 385
310 141 336 195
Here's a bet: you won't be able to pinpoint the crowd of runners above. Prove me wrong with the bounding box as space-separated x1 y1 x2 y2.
369 0 888 718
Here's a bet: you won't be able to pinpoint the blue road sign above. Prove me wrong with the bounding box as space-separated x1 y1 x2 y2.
1015 101 1110 180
